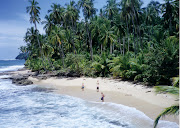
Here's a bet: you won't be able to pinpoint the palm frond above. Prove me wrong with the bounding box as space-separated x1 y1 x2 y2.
154 105 179 128
154 86 179 96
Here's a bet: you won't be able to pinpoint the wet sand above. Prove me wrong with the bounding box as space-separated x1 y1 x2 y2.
28 76 179 124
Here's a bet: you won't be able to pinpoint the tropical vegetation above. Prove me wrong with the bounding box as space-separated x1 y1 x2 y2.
22 0 179 85
19 0 179 127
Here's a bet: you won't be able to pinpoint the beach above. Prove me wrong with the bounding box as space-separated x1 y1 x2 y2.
10 69 179 124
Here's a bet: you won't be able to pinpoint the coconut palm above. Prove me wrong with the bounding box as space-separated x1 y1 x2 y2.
91 16 104 54
48 3 65 25
154 81 179 128
26 0 47 71
99 19 116 54
42 15 54 35
49 25 65 67
78 0 97 60
24 27 39 56
64 1 79 53
104 0 119 26
120 0 143 53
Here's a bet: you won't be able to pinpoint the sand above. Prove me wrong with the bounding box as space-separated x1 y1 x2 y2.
7 70 179 124
28 76 179 124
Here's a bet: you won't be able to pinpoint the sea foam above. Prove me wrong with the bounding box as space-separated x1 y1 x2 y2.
0 65 24 72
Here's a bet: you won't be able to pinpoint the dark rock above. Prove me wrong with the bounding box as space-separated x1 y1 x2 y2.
146 90 151 93
34 72 39 76
66 72 80 77
11 75 33 86
17 67 27 71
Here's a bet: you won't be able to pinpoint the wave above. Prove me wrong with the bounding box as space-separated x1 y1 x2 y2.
0 59 17 61
87 101 179 128
0 65 24 72
0 81 178 128
0 75 11 79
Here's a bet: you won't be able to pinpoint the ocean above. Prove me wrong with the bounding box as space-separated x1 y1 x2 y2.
0 60 178 128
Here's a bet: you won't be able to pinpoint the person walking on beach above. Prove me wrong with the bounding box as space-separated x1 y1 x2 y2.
97 80 99 92
81 83 84 91
101 92 105 102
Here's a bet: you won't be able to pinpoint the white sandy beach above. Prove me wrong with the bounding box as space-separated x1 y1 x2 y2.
11 70 179 124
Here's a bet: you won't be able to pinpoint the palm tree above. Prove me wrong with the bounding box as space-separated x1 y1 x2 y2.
64 1 79 53
153 82 179 128
78 0 97 60
42 15 54 35
26 0 47 71
64 0 79 28
161 0 179 36
99 19 116 54
113 14 126 54
120 0 143 54
24 27 39 57
49 25 65 67
91 16 103 55
48 3 65 25
104 0 119 26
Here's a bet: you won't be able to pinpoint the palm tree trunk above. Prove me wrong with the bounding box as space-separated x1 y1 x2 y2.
126 19 130 51
71 23 76 54
119 37 122 54
59 43 65 68
101 44 102 56
123 37 125 56
110 42 112 54
86 23 93 60
47 57 55 71
89 32 93 60
113 43 114 53
34 23 47 71
131 13 137 54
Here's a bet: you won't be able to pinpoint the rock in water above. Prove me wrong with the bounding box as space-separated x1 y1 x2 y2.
12 76 33 86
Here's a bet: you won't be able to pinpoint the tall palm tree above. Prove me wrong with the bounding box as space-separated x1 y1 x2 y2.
42 15 54 35
120 0 143 54
161 0 179 36
64 1 79 53
26 0 47 71
49 25 65 67
99 19 116 54
91 16 103 54
78 0 97 60
104 0 119 26
24 27 39 56
48 3 65 25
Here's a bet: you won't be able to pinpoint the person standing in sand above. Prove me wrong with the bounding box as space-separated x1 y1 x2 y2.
101 92 105 102
97 80 99 92
81 83 84 91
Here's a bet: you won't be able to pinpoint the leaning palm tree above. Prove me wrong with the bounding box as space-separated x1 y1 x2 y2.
153 77 179 128
26 0 46 71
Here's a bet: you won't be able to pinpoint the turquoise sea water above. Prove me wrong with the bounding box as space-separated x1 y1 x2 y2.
0 60 178 128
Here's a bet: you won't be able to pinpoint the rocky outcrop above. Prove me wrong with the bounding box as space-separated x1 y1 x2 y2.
11 76 33 86
15 53 28 60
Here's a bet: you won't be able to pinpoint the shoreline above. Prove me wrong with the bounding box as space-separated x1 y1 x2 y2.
2 69 179 124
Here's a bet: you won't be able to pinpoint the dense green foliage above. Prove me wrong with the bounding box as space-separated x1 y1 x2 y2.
22 0 179 86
